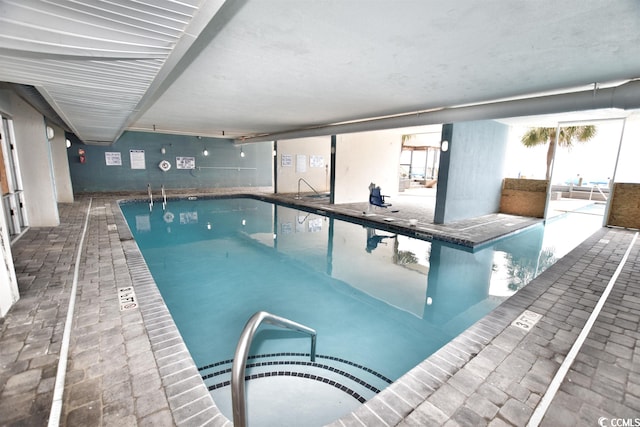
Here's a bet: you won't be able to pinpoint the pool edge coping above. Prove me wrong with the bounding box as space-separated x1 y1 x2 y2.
113 200 227 426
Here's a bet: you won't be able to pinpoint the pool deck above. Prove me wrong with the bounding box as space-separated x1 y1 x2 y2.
267 188 542 249
0 191 638 426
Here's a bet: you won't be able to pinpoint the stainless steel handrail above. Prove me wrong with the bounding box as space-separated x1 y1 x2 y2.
231 311 316 427
297 177 321 199
161 185 167 210
147 184 153 211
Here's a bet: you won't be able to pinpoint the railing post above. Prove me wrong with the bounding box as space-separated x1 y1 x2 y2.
147 184 153 211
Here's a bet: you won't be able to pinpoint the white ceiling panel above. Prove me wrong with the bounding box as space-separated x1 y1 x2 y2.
0 0 216 143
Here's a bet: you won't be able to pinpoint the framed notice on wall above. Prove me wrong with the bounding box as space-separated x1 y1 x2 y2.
296 154 307 173
281 154 292 167
130 149 145 169
310 155 324 168
176 156 195 169
105 152 122 166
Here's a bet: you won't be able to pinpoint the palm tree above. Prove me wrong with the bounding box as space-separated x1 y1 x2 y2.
521 125 597 180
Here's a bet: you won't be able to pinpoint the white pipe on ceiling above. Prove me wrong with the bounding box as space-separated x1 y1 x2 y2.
236 79 640 143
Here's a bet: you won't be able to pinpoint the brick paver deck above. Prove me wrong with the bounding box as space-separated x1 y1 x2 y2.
0 191 638 426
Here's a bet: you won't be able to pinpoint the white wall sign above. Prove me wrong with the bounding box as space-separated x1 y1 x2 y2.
176 156 195 169
296 154 307 173
105 152 122 166
281 154 292 167
310 155 324 168
130 149 145 169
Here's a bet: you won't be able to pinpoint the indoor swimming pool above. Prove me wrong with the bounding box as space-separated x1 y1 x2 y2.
120 197 603 426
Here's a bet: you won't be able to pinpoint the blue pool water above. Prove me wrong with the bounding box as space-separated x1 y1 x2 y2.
120 197 602 423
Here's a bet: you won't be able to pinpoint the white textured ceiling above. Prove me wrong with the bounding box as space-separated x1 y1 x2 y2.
0 0 639 144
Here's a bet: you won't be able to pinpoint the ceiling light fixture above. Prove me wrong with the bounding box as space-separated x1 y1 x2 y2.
240 147 245 158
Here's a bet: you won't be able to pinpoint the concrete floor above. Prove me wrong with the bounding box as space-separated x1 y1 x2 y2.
0 190 638 426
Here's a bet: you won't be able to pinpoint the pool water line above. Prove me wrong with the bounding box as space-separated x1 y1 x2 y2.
527 231 638 427
48 198 93 427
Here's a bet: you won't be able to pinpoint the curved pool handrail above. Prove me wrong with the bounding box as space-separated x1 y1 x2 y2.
231 311 316 427
297 177 322 199
147 183 153 211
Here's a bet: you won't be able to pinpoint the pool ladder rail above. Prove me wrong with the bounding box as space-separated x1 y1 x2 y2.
296 177 322 199
147 184 167 211
231 311 316 427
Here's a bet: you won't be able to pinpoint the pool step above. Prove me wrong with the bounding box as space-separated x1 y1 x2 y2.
198 352 392 402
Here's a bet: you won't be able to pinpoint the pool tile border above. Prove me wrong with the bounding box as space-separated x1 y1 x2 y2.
203 358 389 397
199 352 393 386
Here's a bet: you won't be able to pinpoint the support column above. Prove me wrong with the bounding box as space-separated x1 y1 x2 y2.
434 120 509 224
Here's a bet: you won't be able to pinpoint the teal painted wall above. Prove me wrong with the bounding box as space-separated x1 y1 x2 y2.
68 131 273 192
435 120 508 223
